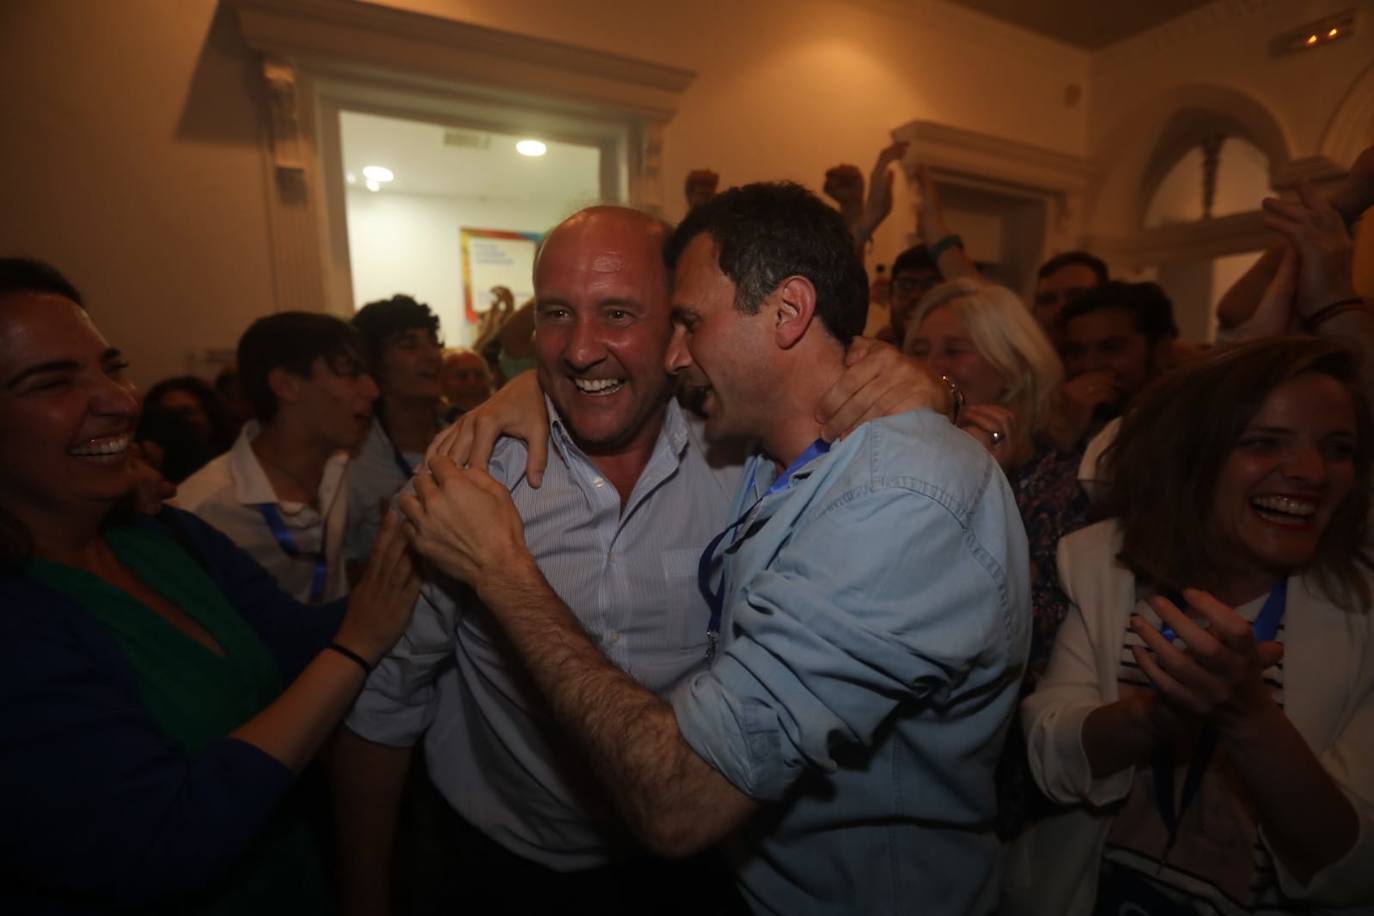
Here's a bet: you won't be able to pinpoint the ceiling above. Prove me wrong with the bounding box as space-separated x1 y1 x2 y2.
339 110 602 202
942 0 1215 49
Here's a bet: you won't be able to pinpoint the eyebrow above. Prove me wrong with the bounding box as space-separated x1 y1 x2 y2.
5 348 123 390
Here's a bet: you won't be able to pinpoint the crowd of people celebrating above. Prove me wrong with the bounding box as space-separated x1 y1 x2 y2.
2 134 1373 916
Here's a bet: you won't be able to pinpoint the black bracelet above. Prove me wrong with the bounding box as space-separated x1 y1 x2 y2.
327 641 374 674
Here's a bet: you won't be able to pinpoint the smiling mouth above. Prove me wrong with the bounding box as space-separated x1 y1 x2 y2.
572 377 625 396
69 433 132 463
1251 494 1318 526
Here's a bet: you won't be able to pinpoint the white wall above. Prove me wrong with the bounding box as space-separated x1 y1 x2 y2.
0 0 1089 388
0 0 275 388
345 188 583 344
370 0 1092 273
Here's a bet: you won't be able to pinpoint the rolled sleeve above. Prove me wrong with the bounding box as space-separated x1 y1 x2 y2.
345 580 459 747
674 485 1023 801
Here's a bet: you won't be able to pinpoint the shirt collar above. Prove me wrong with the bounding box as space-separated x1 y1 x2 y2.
229 420 350 512
546 395 688 469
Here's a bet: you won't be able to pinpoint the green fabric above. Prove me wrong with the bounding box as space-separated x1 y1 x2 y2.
27 524 282 754
26 524 330 915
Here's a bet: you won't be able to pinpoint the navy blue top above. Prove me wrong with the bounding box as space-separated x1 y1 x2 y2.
0 508 343 912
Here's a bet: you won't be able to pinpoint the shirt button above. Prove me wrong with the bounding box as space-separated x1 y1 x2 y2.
608 631 620 645
592 477 605 488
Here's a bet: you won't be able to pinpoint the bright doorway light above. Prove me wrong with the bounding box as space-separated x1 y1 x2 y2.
362 165 395 182
515 139 547 157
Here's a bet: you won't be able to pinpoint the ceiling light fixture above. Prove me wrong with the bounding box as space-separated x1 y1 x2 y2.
366 179 381 192
1272 10 1353 56
516 139 548 158
362 165 395 183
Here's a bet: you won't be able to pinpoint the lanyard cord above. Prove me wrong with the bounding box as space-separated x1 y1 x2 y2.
697 440 830 661
1150 580 1286 859
255 503 328 603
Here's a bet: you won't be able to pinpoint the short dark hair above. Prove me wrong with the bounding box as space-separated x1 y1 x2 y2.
0 257 84 306
1105 337 1373 610
352 294 441 375
1062 280 1178 345
664 181 869 343
891 245 935 278
1038 250 1109 285
237 312 369 423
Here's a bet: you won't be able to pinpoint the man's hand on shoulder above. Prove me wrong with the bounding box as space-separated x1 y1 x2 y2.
816 337 949 440
426 371 550 487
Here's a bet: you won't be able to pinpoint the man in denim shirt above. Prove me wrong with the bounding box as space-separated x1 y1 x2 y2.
401 183 1030 915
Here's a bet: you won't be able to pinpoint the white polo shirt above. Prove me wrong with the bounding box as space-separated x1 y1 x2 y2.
172 421 350 604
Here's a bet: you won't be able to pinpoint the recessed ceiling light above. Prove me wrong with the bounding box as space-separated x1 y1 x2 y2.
365 179 380 192
362 165 394 182
516 140 547 158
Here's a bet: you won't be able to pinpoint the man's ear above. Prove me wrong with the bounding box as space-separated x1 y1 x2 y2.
267 367 302 409
773 275 818 350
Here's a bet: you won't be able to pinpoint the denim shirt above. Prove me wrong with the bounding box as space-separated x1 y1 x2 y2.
672 410 1031 916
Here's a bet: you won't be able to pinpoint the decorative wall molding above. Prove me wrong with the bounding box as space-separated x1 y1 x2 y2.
1086 209 1270 271
233 0 694 120
229 0 694 313
261 56 304 173
892 119 1091 196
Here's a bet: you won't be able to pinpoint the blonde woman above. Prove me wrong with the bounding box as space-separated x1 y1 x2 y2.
904 278 1089 836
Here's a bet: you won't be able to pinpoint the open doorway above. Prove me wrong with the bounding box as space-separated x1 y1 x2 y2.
338 110 603 345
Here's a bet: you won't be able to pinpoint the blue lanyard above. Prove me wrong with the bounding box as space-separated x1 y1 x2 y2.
697 440 830 661
255 503 328 604
378 419 417 479
1151 579 1286 857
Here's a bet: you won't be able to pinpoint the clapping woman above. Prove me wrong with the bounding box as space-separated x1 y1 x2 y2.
1017 337 1374 914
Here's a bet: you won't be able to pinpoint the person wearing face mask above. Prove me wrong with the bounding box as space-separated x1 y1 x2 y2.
903 278 1090 838
0 258 420 913
345 295 446 572
1013 337 1374 916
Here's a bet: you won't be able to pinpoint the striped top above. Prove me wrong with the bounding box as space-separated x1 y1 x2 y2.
1103 589 1291 915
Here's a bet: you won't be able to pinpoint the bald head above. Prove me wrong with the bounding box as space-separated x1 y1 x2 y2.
535 206 672 297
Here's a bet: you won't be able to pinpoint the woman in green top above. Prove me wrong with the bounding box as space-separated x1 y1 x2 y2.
0 258 421 913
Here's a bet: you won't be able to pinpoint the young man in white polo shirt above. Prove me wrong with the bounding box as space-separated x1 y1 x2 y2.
174 312 379 603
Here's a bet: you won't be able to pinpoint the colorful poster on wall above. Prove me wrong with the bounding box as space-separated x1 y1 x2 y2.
459 228 543 324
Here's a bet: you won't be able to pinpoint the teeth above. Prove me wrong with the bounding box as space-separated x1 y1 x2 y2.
572 378 624 395
70 434 132 458
1252 495 1317 518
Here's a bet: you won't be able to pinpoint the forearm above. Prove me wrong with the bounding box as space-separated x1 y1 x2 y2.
230 650 366 773
1082 697 1162 778
1310 296 1374 410
479 558 755 856
332 728 412 916
1222 703 1359 884
1216 243 1285 330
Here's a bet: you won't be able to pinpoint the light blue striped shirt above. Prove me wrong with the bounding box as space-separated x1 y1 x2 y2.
673 410 1031 916
347 398 743 870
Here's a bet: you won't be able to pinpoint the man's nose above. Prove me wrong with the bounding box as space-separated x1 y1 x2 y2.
564 318 607 370
665 324 693 374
